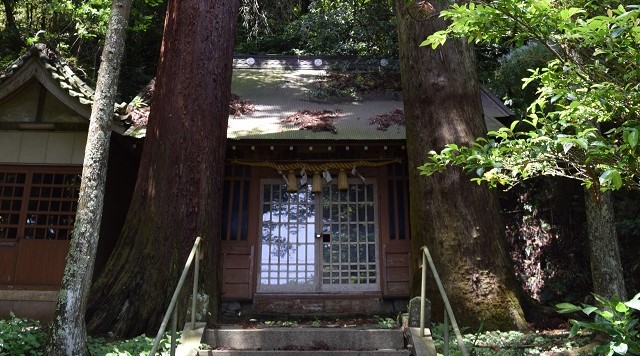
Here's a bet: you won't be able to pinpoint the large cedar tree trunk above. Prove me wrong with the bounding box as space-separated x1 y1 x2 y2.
395 0 527 330
86 0 240 337
585 189 627 299
47 1 132 354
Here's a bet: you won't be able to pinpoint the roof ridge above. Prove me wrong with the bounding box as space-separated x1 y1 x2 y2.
0 43 95 106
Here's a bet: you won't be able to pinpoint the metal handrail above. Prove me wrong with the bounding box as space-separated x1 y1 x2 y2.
420 245 468 356
149 236 202 356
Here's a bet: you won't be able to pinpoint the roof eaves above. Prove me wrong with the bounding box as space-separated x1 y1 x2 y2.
0 43 131 133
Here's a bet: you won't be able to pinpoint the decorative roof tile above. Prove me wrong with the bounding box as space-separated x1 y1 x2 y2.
0 43 96 109
0 43 128 132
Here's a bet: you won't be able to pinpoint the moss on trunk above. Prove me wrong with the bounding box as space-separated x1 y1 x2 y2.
585 189 627 300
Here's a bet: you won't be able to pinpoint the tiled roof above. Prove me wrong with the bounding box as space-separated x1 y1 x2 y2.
0 43 127 132
0 43 95 108
1 48 512 140
120 60 511 140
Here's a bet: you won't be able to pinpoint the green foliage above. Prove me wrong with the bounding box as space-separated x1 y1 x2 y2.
557 293 640 355
87 333 179 356
0 0 165 88
0 314 46 356
373 315 397 329
483 42 553 116
430 322 593 355
0 315 182 356
419 2 640 192
236 0 398 57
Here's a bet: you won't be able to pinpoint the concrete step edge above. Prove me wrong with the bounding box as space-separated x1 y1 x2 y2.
203 328 406 351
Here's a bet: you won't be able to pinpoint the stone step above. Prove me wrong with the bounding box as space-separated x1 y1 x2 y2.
176 322 207 356
198 351 410 355
201 328 409 355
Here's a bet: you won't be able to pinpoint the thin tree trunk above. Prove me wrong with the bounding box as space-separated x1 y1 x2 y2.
46 1 132 355
585 189 627 300
86 0 240 337
1 0 23 52
2 0 16 29
395 0 527 330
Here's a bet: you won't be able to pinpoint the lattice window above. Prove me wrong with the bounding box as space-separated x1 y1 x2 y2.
0 167 81 240
0 172 26 239
321 181 377 287
259 179 379 293
260 183 316 288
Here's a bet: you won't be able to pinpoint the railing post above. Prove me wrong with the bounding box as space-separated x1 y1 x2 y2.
192 242 199 329
420 249 427 337
420 246 469 356
444 309 449 356
171 304 177 356
149 236 202 355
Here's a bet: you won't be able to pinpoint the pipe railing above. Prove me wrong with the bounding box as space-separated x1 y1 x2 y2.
420 245 468 356
149 236 202 356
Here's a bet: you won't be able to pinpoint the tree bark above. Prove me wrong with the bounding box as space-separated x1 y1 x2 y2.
46 1 132 355
1 0 23 52
1 0 15 29
395 0 527 330
584 189 627 300
86 0 240 337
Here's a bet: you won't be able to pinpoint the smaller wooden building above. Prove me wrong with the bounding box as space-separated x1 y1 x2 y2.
0 44 135 320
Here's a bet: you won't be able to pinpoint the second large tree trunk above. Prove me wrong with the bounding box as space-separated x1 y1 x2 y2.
585 189 627 300
86 0 240 337
396 0 526 330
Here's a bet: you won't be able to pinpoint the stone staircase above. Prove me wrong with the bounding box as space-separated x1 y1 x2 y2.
196 327 412 355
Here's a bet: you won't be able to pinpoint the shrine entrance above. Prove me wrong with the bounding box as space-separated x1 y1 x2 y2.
258 179 378 293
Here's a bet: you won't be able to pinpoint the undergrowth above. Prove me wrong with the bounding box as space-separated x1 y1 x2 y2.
0 314 184 356
430 323 595 355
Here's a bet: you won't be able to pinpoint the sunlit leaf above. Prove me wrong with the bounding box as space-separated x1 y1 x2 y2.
614 302 629 313
582 306 598 315
556 303 581 313
612 342 628 354
625 293 640 311
563 142 573 154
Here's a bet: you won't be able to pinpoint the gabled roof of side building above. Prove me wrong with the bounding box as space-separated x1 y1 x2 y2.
0 43 125 133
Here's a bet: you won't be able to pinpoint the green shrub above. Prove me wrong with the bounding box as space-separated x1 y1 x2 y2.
0 314 181 355
557 293 640 355
0 314 47 356
87 333 178 356
430 322 592 355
